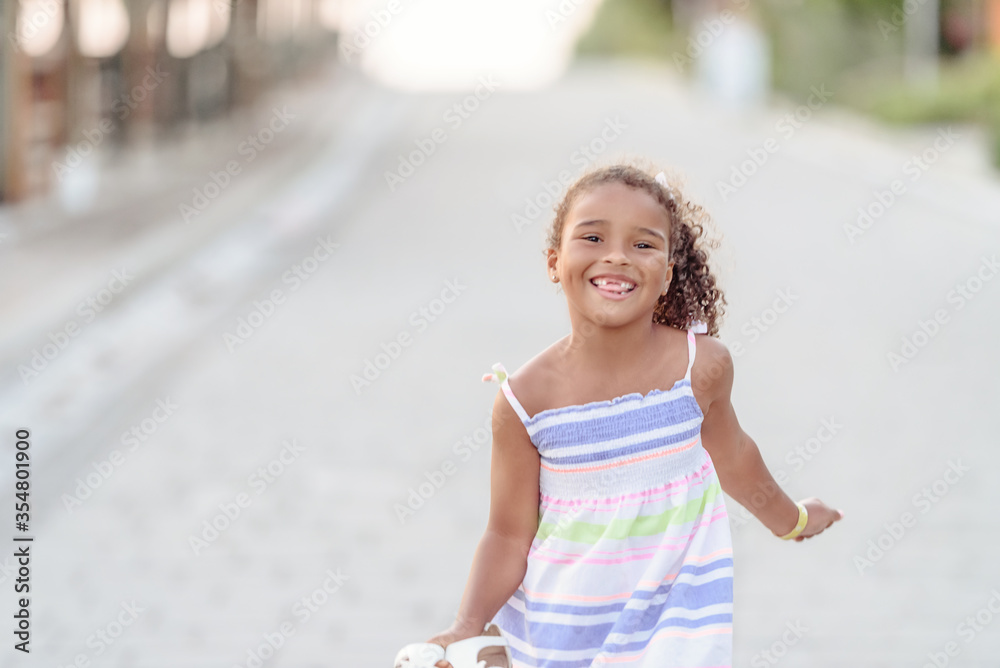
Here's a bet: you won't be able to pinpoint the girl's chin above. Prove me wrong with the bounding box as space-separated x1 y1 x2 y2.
573 304 656 326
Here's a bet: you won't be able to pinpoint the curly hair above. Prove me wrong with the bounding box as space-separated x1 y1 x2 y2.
544 160 727 337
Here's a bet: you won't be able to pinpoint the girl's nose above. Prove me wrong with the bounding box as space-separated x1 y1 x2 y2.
601 241 630 263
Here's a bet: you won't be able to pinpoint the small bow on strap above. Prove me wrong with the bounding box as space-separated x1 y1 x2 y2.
690 320 708 334
482 362 508 384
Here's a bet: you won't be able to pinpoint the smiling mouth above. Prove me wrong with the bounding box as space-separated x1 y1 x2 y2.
590 278 636 295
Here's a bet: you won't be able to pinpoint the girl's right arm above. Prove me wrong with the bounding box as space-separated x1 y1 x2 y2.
425 387 541 660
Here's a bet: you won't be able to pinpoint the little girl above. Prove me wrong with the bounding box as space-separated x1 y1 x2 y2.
422 160 843 667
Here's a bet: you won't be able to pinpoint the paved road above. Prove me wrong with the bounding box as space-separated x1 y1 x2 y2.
1 55 999 668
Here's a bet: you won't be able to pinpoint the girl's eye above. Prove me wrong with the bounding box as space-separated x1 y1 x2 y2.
582 235 656 248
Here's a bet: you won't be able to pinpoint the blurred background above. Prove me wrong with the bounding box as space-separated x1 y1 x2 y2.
1 0 999 666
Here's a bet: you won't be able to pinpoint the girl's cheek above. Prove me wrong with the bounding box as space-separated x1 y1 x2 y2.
642 256 667 272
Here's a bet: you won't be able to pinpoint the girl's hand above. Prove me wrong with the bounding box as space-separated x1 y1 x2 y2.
421 623 485 668
793 497 844 541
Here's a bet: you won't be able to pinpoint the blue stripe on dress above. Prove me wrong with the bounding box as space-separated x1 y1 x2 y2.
511 558 734 616
540 426 703 465
530 395 701 450
497 579 734 654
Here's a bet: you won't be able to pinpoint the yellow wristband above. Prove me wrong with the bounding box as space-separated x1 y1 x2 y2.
777 502 808 540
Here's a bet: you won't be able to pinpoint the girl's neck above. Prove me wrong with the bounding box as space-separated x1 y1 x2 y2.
559 316 663 380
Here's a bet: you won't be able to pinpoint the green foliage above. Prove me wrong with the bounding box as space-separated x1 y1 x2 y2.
859 53 1000 167
575 0 678 59
831 0 902 18
758 2 874 100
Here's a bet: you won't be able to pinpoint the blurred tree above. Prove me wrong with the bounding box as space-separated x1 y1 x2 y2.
834 0 902 17
576 0 679 59
0 1 31 202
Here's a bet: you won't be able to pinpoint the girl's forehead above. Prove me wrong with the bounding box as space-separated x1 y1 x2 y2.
568 182 669 226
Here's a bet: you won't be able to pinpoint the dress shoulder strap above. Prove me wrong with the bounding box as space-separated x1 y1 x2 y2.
482 362 530 423
684 320 707 381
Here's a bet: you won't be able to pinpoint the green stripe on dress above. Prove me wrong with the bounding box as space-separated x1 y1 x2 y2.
535 480 722 544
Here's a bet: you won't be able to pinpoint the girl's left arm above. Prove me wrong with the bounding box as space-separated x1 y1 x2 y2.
695 337 844 541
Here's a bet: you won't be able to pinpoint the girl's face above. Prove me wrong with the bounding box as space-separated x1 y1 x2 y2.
547 181 673 328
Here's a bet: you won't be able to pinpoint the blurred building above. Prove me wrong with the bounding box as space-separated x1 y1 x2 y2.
990 0 1000 52
0 0 344 204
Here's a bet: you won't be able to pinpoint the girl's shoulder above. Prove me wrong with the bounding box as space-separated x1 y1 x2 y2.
688 330 736 400
501 338 569 420
652 321 730 359
690 330 733 366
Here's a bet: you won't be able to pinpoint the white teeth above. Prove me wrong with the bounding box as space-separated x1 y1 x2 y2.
591 278 635 293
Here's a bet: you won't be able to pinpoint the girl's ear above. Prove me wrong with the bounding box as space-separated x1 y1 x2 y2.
546 248 558 279
663 261 674 294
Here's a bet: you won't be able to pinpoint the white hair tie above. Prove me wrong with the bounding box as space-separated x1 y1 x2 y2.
654 171 678 205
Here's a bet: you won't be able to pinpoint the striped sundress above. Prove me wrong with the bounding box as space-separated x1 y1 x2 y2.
484 325 734 667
